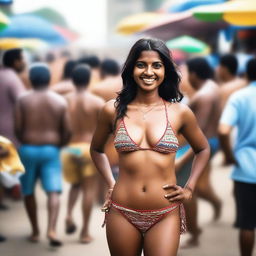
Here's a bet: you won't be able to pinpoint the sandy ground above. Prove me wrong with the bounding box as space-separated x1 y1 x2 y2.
0 152 255 256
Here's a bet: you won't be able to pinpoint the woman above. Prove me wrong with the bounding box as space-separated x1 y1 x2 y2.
90 38 210 256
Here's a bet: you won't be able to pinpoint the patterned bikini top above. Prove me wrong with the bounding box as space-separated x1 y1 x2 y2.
114 100 179 154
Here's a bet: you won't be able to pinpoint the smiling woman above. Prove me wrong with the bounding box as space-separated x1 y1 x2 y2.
133 51 165 91
90 38 210 256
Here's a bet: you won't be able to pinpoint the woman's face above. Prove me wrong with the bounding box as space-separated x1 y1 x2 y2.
133 50 165 92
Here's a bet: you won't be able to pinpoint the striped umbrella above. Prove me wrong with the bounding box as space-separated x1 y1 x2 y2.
192 0 256 26
166 35 210 53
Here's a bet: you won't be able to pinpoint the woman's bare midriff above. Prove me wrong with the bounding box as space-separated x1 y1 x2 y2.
111 150 177 210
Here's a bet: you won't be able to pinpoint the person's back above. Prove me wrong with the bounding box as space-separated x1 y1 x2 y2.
78 55 101 90
67 91 104 142
187 57 221 139
216 54 246 110
17 90 68 145
15 63 70 246
189 80 221 138
62 64 104 243
90 58 122 101
0 49 26 145
51 60 77 96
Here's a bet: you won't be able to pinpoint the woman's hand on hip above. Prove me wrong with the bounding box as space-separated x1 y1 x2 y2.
162 184 192 203
101 188 114 213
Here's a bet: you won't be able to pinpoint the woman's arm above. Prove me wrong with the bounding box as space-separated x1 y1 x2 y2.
164 105 210 203
180 106 210 191
90 100 116 189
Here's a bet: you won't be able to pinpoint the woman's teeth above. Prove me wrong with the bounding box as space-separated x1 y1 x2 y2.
142 78 155 84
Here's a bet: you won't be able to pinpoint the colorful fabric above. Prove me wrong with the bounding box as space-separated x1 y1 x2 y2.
61 143 96 184
0 136 24 174
114 100 179 154
107 201 186 234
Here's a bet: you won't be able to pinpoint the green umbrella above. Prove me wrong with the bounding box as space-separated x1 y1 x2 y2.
0 10 10 31
166 35 209 53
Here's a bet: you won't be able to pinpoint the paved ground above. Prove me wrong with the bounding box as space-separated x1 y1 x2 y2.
0 153 255 256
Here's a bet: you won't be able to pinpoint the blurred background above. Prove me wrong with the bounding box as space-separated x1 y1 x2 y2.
0 0 255 70
0 0 256 255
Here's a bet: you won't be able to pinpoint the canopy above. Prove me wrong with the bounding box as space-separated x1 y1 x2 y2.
167 0 226 13
116 12 164 35
139 11 228 41
0 38 47 50
166 35 209 53
0 14 71 45
192 0 256 26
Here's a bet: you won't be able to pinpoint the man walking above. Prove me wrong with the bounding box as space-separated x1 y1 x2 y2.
15 63 70 246
218 58 256 256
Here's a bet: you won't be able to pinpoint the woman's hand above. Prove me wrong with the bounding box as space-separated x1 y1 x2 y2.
162 184 192 203
101 188 114 213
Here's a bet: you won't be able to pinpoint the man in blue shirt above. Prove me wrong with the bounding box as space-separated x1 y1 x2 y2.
218 58 256 256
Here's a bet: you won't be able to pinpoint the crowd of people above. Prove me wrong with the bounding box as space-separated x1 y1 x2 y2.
0 37 255 256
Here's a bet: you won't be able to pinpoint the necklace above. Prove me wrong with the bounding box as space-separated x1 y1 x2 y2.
136 101 162 120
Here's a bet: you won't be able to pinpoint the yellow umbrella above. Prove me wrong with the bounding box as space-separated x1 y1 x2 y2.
0 38 48 50
192 0 256 26
116 12 165 35
0 11 9 31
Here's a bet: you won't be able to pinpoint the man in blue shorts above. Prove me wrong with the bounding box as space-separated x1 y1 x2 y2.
15 64 71 246
218 58 256 256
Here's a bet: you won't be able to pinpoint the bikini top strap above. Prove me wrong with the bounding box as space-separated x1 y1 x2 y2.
163 99 169 123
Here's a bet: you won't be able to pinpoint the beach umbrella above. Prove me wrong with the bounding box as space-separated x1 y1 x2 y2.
116 12 165 35
165 0 226 13
0 14 74 45
192 0 256 26
28 7 68 28
139 11 228 41
166 35 210 53
0 10 10 31
0 38 47 50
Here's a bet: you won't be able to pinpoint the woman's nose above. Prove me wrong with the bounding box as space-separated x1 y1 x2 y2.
144 66 154 75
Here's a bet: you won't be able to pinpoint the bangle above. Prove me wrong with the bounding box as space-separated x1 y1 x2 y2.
185 186 193 193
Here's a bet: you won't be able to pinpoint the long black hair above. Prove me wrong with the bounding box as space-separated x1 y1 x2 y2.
115 38 183 122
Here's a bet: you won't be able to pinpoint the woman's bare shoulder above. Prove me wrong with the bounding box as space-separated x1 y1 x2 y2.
167 101 192 115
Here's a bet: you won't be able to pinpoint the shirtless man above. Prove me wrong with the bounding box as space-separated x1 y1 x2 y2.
61 64 104 243
177 57 222 247
216 54 246 110
0 48 26 146
91 58 122 101
14 64 70 246
0 48 26 207
51 60 77 96
78 55 101 90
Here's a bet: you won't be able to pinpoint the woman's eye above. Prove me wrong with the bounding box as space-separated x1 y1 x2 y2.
153 63 162 69
135 62 144 68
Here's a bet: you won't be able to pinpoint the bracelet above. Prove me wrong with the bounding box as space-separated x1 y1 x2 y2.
185 186 193 193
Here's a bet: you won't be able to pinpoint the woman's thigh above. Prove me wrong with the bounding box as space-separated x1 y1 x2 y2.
106 208 143 256
143 208 180 256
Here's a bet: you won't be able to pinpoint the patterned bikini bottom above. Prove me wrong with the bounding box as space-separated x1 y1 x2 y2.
103 201 186 235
